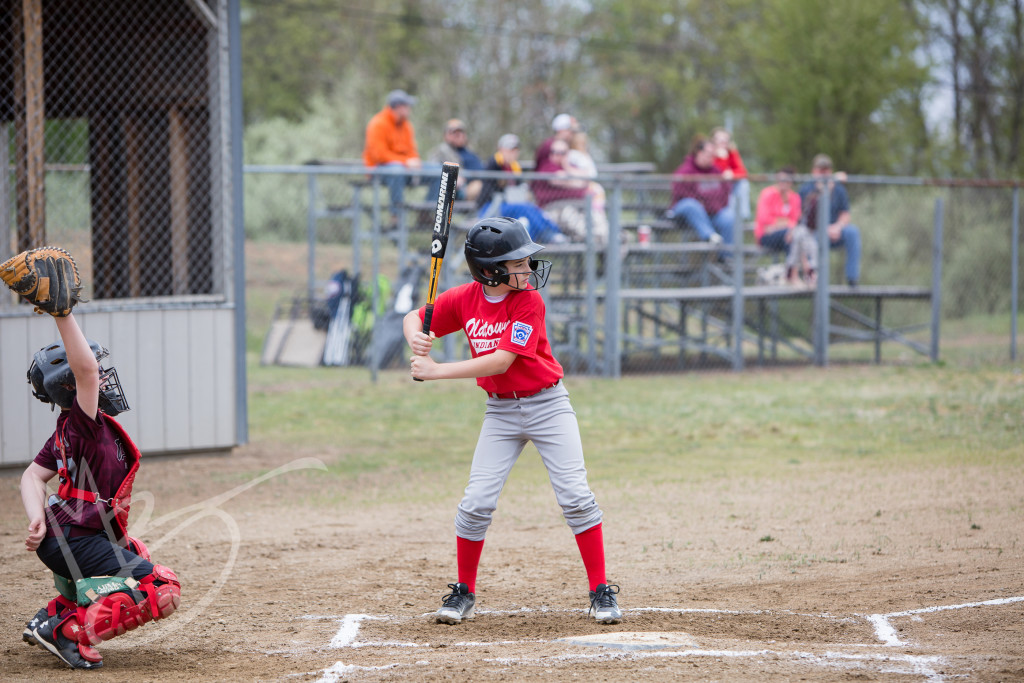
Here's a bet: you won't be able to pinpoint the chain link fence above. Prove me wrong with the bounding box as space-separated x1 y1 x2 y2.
247 163 1022 376
2 0 229 305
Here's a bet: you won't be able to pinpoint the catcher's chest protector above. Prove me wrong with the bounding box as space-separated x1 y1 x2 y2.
55 415 140 540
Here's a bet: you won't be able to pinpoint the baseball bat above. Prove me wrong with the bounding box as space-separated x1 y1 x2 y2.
414 161 460 381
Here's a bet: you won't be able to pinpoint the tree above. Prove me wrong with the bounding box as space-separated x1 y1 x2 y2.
922 0 1024 177
244 0 1024 179
573 0 748 170
241 0 342 123
738 0 927 173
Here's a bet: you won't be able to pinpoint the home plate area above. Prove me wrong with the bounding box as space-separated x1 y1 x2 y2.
296 598 1024 681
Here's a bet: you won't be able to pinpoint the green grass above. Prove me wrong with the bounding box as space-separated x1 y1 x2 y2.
241 238 1023 505
246 355 1024 504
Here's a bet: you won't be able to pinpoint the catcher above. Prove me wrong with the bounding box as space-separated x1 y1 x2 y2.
3 247 181 669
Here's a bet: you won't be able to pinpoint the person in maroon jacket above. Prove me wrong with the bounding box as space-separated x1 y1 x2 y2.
531 112 576 177
532 139 609 244
19 312 181 669
666 136 736 245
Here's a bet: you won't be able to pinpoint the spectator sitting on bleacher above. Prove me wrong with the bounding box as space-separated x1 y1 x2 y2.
362 89 423 218
476 134 567 244
533 139 609 245
566 129 598 176
566 129 608 226
666 136 735 245
755 166 817 286
798 153 861 287
755 167 801 250
426 118 484 203
532 113 577 178
711 126 751 223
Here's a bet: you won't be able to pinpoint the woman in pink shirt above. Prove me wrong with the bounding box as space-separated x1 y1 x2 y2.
755 167 801 247
756 167 817 286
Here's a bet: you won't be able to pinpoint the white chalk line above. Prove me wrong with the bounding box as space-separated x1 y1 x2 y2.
866 595 1024 646
883 594 1024 618
311 596 1024 681
315 660 403 683
329 614 381 648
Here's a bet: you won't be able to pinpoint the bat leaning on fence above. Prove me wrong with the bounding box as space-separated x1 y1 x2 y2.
414 161 460 382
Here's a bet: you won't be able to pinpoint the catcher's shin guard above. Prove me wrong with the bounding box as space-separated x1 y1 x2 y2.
68 565 181 647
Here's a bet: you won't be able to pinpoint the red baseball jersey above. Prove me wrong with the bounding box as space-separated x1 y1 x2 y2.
419 281 563 394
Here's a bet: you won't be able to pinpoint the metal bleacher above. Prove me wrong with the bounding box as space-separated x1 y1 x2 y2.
296 161 939 375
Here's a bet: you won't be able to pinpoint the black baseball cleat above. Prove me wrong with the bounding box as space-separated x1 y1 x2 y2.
33 615 102 669
436 582 475 624
588 583 622 624
23 606 49 645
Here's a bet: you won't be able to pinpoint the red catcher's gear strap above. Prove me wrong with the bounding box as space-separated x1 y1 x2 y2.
48 594 77 618
52 415 141 539
54 427 98 504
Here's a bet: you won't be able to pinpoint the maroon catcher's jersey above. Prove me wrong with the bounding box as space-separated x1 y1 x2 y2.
33 398 132 532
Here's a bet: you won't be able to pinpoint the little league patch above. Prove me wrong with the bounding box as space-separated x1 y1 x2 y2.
510 321 533 346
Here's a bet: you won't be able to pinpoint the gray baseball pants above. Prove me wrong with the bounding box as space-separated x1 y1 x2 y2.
455 382 603 541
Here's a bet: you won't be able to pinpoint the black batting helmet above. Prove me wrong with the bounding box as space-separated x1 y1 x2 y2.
27 340 130 415
464 217 551 290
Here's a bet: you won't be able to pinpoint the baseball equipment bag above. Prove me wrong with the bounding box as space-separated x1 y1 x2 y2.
0 246 86 317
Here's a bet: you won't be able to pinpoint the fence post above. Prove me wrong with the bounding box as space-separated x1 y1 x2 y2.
369 175 382 382
731 216 744 370
813 183 831 366
306 172 318 301
584 196 598 373
352 182 363 276
1012 188 1019 362
604 179 623 378
931 196 944 363
228 0 247 445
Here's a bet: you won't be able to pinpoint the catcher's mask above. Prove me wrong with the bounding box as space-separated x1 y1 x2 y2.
27 340 130 416
464 217 551 290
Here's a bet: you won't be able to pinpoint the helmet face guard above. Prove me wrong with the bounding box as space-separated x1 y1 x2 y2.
27 340 130 415
477 258 552 290
465 217 551 290
98 365 130 416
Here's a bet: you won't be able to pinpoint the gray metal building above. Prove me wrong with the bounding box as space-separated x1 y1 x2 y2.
1 0 246 466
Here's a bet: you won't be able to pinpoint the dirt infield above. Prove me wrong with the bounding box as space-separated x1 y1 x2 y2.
1 436 1022 682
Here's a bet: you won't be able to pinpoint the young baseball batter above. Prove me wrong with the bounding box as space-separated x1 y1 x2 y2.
4 248 181 669
403 216 621 625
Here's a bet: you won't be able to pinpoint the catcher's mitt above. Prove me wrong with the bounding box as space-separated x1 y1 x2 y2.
0 246 86 317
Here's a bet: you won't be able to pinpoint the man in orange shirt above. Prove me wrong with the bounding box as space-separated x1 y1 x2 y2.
363 89 423 214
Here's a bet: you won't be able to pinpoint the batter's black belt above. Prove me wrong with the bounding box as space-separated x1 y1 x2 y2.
487 381 560 400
